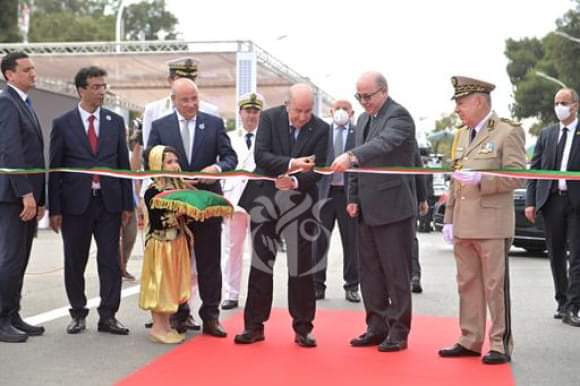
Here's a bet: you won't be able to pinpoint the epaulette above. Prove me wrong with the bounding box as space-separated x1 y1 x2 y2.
499 117 521 127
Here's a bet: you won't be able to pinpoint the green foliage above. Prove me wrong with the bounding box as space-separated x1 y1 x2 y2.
124 0 178 40
28 0 177 42
505 2 580 136
0 0 21 42
434 112 460 132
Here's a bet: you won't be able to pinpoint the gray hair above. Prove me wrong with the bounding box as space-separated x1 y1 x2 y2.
376 73 388 91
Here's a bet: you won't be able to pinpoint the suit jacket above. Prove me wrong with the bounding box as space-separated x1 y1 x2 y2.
348 97 417 226
0 86 45 206
222 128 256 208
444 112 526 238
239 105 328 210
318 122 356 199
147 111 237 195
526 120 580 212
48 107 133 215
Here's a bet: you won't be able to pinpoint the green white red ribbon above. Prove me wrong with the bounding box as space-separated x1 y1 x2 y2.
2 166 580 181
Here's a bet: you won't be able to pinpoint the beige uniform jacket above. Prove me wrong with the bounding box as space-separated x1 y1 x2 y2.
444 112 526 239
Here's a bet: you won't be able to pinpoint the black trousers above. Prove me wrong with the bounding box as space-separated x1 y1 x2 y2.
358 216 413 341
175 218 222 322
0 203 36 323
541 193 580 312
314 186 358 291
62 193 122 320
243 194 317 335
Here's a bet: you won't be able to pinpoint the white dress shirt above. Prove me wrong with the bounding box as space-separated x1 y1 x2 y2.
557 117 578 191
78 105 102 189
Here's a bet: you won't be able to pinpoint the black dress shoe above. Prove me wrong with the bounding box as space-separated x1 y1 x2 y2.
66 318 86 334
144 321 153 328
438 343 481 357
0 322 28 343
97 318 129 335
315 288 325 301
221 300 239 310
202 320 227 338
345 289 361 303
182 315 201 331
295 333 317 348
554 310 566 319
562 310 580 327
12 315 45 336
378 338 408 352
234 329 265 344
350 331 386 347
410 277 423 294
482 350 511 364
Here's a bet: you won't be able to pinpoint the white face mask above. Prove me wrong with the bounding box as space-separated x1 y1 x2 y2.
555 104 572 122
333 108 350 126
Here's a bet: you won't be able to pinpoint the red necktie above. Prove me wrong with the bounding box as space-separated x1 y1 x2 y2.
87 115 100 184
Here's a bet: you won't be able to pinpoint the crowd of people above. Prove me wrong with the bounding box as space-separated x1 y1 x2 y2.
1 50 579 366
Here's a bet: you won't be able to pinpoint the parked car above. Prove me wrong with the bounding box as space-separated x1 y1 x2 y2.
432 188 547 253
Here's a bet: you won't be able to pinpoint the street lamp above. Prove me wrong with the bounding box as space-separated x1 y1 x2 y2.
535 70 567 88
554 31 580 44
115 0 128 53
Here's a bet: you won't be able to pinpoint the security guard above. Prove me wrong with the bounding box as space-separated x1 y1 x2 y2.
438 76 526 364
220 92 265 310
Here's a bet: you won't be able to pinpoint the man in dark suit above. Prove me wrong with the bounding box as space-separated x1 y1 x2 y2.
0 52 46 343
147 78 237 338
49 66 134 336
331 71 417 352
234 84 328 347
314 99 359 303
526 87 580 327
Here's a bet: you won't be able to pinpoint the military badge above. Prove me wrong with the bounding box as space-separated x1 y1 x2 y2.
479 142 495 154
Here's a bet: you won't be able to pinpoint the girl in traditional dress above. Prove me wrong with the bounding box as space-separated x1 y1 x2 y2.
139 145 192 344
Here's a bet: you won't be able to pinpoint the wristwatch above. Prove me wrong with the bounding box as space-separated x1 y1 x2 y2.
347 151 359 168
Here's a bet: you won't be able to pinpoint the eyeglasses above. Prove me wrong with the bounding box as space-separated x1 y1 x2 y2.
354 88 384 102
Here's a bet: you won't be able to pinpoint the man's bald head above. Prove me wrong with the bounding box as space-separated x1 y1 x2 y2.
171 78 199 120
287 83 315 129
356 71 389 116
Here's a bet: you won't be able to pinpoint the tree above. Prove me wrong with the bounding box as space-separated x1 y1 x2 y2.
505 1 580 136
0 0 21 43
124 0 178 41
28 0 178 42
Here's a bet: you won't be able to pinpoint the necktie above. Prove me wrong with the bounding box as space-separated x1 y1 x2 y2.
555 127 569 170
552 127 569 192
332 126 346 186
289 126 297 152
181 119 191 162
87 115 100 184
469 128 477 143
363 118 372 141
245 132 254 149
25 97 33 109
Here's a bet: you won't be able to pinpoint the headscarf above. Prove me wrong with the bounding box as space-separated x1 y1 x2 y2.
148 145 186 190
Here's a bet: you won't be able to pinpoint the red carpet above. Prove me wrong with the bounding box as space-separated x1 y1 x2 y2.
118 309 514 386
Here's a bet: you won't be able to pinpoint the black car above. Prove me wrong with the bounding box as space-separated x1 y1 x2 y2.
432 188 546 254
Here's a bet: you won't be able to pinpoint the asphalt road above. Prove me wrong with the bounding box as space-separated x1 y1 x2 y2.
0 229 577 386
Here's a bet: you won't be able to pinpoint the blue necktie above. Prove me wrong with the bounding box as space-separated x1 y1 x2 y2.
25 97 33 110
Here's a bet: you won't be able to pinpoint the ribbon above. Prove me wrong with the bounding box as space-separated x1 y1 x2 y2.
3 166 580 181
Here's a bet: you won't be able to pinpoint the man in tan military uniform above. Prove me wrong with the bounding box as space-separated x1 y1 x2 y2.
438 76 526 365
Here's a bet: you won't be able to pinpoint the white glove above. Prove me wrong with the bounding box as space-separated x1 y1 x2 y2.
442 224 454 244
452 171 482 186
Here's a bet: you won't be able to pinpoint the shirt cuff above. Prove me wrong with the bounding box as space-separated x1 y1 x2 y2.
291 176 299 189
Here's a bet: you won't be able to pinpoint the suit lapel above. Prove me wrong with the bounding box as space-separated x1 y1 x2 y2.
566 122 580 166
464 114 496 157
279 109 291 156
293 122 313 157
346 124 356 150
97 110 114 157
549 124 561 169
6 87 42 139
190 113 207 166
